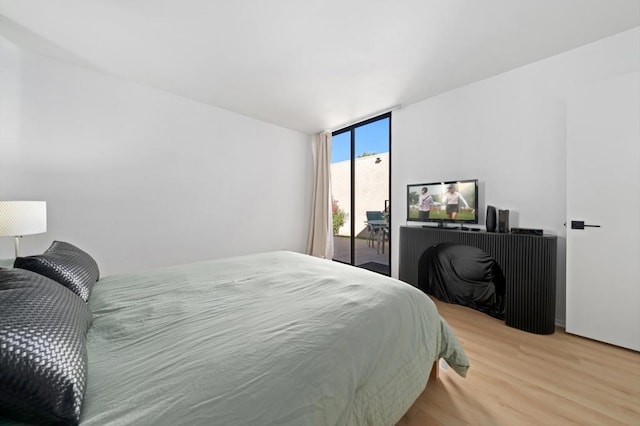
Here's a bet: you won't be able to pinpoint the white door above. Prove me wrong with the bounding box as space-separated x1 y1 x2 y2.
566 72 640 351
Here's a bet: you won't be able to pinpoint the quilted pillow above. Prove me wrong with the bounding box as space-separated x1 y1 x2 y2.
14 241 100 302
0 268 92 425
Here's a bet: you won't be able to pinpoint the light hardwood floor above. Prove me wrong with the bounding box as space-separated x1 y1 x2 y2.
398 298 640 426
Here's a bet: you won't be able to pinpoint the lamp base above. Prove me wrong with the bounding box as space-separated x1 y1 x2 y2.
14 236 21 258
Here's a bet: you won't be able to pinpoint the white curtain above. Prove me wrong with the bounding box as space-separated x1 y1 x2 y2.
306 132 334 259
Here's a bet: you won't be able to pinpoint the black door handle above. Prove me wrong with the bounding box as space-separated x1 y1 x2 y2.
571 220 601 230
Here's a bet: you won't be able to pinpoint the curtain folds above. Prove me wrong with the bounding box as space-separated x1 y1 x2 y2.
306 132 334 259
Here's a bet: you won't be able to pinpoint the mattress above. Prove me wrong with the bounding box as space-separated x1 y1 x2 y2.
76 251 468 425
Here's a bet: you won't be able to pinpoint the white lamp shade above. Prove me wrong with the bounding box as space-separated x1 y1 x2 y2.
0 201 47 237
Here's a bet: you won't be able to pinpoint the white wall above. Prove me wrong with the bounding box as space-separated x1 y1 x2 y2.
0 37 312 275
391 27 640 325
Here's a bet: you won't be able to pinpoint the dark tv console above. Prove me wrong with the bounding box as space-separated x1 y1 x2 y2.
423 223 471 231
399 226 557 334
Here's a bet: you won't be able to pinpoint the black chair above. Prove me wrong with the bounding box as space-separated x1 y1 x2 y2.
418 243 505 319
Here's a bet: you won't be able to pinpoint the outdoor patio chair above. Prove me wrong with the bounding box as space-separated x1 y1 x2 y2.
365 211 386 249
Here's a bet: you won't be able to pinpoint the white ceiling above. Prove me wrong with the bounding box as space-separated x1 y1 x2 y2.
0 1 638 134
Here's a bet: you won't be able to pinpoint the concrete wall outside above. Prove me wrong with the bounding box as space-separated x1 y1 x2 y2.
331 152 389 237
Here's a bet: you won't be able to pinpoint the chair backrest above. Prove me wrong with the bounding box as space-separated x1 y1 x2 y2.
366 211 384 221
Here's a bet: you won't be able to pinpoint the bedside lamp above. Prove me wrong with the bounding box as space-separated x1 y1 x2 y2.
0 201 47 257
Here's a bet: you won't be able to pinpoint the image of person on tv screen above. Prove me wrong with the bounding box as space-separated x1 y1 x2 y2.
442 184 474 219
418 187 433 221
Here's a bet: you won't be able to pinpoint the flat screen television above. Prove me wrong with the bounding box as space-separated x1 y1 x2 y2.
407 179 479 225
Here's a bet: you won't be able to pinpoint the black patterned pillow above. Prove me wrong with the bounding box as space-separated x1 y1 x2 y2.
14 241 100 302
0 268 92 425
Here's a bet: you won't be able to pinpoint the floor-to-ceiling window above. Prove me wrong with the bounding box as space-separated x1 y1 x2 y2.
331 113 391 275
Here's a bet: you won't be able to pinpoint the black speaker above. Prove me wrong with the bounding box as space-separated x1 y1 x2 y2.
498 209 510 233
486 205 497 232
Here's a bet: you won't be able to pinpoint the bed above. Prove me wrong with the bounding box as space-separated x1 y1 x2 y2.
1 248 468 425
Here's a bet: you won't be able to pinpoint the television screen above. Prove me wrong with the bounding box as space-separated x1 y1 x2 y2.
407 179 478 224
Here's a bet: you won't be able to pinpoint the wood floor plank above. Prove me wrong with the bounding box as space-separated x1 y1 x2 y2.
398 298 640 426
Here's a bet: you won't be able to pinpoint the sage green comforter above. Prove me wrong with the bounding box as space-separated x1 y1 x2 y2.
81 252 469 424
